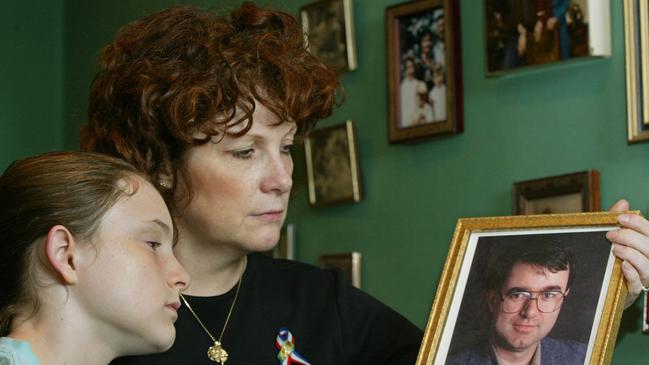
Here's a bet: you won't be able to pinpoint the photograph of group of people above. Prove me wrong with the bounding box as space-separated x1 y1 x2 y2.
486 0 590 73
397 6 448 129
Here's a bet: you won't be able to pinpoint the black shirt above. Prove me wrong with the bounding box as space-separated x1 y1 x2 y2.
112 253 423 364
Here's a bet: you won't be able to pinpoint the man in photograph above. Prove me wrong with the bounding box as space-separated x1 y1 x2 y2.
448 242 587 365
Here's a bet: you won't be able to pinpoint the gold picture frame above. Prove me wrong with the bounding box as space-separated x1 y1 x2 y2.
416 212 633 365
624 0 649 143
385 0 463 143
304 120 362 206
319 252 362 288
512 170 600 215
300 0 357 73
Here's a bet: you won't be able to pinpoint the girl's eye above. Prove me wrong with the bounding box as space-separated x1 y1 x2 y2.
232 148 254 159
281 143 294 155
146 241 161 251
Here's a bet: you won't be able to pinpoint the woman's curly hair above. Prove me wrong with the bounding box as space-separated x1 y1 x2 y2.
81 2 340 212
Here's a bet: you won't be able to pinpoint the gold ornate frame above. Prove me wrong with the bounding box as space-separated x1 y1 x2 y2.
416 212 633 365
624 0 649 143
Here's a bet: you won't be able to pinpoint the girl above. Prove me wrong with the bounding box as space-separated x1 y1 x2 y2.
0 152 189 365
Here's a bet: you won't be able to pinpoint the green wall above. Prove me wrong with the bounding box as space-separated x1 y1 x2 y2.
4 0 648 363
1 0 64 169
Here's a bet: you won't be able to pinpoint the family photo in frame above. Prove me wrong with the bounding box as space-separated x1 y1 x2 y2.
485 0 610 75
385 0 463 143
416 213 629 365
512 170 600 215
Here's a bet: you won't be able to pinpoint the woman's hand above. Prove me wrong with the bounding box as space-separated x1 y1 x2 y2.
606 199 649 308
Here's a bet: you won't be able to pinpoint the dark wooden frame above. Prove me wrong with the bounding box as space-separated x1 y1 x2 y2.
512 170 600 215
319 252 362 288
385 0 463 143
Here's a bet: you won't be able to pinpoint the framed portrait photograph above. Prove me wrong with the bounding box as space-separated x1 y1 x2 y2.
304 120 362 206
485 0 611 75
513 170 600 215
300 0 357 73
385 0 463 143
416 212 632 365
624 0 649 143
319 252 362 288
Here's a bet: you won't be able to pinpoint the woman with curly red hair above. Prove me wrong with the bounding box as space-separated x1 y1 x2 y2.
82 2 422 364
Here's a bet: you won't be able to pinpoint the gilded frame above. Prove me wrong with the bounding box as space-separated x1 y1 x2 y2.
304 120 362 206
624 0 649 143
319 252 362 288
300 0 357 73
385 0 463 143
416 212 632 365
512 170 600 215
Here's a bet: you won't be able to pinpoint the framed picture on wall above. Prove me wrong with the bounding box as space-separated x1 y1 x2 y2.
263 224 295 260
319 252 362 288
416 212 632 365
304 121 362 206
624 0 649 143
644 292 649 334
300 0 357 73
512 170 600 215
385 0 463 143
485 0 611 75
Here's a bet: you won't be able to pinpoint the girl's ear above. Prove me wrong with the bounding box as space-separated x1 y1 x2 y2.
44 225 79 285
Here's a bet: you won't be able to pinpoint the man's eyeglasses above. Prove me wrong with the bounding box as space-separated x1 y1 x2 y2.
500 290 567 313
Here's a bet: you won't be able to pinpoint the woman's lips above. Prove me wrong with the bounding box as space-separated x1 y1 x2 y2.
253 210 284 222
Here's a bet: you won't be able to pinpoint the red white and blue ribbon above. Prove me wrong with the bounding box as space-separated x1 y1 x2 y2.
275 328 311 365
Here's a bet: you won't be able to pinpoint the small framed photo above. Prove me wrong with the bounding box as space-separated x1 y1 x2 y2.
513 170 600 215
485 0 611 75
644 292 649 334
304 120 362 206
624 0 649 143
319 252 362 288
385 0 463 143
416 212 632 365
300 0 357 73
264 224 295 260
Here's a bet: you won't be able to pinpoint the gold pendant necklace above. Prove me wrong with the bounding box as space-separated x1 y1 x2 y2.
180 256 247 364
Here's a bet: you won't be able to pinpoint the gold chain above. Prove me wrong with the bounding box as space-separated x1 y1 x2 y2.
179 256 247 364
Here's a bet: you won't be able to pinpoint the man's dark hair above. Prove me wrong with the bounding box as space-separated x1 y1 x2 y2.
486 238 577 294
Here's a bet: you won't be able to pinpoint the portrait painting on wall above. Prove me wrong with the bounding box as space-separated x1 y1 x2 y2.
300 0 357 73
319 252 362 288
386 0 463 143
416 213 630 365
304 121 362 206
513 170 600 215
485 0 611 75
